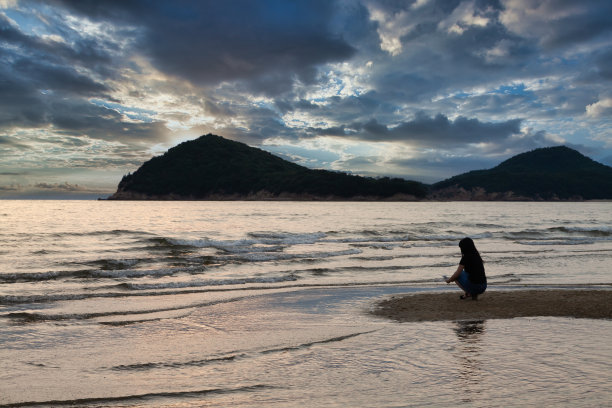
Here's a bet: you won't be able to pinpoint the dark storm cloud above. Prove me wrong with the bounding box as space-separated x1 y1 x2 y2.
388 114 521 145
49 100 168 142
0 184 21 191
0 9 170 144
52 0 356 94
34 182 88 192
315 113 522 146
524 0 612 50
295 92 398 130
311 125 348 137
0 11 114 74
367 6 536 105
0 66 165 142
0 68 48 128
594 48 612 80
0 136 28 149
11 57 109 95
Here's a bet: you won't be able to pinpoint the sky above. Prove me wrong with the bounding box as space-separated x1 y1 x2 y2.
1 0 611 198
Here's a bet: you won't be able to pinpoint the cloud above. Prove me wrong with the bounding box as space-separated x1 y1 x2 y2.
1 0 612 192
12 57 109 95
500 0 612 49
0 10 170 144
437 0 490 35
333 113 523 146
51 0 356 94
34 181 89 192
0 11 116 78
0 135 29 149
594 49 612 80
0 183 21 191
586 97 612 118
0 180 110 198
366 1 416 56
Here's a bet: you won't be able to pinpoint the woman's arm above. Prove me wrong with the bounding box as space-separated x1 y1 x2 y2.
446 264 464 283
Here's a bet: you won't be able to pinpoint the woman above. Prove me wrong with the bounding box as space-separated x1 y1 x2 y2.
446 237 487 300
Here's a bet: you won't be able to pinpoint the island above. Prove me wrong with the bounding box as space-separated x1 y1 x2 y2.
431 146 612 200
108 134 612 201
109 134 428 200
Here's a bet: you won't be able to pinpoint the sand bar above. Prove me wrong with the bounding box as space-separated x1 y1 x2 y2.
372 289 612 322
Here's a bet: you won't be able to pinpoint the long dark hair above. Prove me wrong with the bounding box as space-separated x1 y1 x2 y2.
459 237 482 261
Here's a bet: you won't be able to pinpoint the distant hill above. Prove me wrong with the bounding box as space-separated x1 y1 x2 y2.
109 134 428 200
432 146 612 200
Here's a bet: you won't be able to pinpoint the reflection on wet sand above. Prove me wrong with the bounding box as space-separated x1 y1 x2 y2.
453 320 486 403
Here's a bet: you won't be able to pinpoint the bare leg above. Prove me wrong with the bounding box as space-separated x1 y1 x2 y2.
455 281 470 298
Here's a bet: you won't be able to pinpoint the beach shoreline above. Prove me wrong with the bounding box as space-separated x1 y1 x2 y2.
371 289 612 322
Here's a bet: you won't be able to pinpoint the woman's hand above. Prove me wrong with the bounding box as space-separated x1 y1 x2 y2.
447 264 464 283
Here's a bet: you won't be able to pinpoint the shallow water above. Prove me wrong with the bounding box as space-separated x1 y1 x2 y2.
1 201 611 406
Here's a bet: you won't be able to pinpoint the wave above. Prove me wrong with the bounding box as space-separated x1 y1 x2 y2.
98 310 195 326
260 330 377 355
0 293 94 304
247 231 327 245
91 266 198 278
548 226 612 237
0 384 272 408
1 296 250 322
0 269 116 283
303 265 417 274
0 265 201 283
516 239 596 246
0 271 69 283
150 231 327 251
486 272 544 284
0 277 444 306
49 229 152 238
325 236 407 244
503 226 612 242
417 231 493 241
148 230 500 256
119 274 300 290
349 242 400 250
325 231 493 244
232 248 362 262
108 330 376 373
85 258 141 270
111 354 241 371
0 287 219 305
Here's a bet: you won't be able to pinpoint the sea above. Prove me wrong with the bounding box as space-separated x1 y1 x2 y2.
1 200 611 407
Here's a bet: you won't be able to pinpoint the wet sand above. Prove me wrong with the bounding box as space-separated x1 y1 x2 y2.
372 289 612 322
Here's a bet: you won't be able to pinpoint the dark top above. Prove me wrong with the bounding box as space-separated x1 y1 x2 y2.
460 254 486 284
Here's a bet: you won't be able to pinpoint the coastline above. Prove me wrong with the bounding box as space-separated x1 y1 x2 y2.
372 289 612 322
104 191 609 202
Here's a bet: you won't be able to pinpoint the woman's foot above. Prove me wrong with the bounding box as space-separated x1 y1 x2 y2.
459 293 471 299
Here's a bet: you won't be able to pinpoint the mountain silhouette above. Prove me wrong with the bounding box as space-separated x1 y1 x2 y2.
109 134 428 200
109 137 612 201
432 146 612 200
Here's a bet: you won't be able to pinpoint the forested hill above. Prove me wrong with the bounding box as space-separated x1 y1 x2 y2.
109 134 428 200
432 146 612 200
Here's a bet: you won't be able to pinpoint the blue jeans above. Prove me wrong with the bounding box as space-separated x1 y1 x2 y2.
457 270 487 295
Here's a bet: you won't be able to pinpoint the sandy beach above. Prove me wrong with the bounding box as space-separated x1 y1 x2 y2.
372 289 612 322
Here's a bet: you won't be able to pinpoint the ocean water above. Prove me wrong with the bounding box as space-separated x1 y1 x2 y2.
1 201 611 407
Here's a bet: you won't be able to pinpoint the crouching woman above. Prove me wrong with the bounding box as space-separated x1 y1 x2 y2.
446 237 487 300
